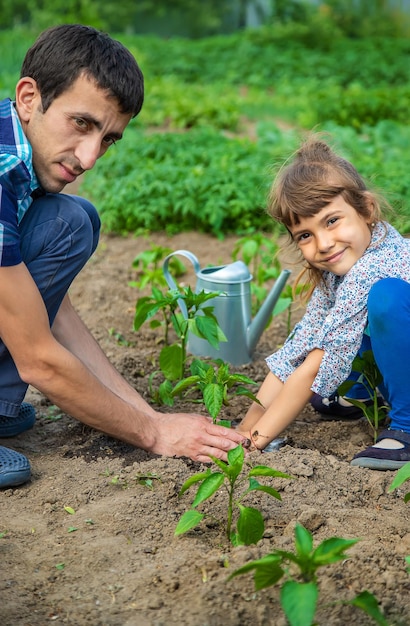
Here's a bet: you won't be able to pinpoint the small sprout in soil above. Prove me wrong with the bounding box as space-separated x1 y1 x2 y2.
63 506 76 515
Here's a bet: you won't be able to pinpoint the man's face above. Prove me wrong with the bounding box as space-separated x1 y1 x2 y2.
16 73 132 193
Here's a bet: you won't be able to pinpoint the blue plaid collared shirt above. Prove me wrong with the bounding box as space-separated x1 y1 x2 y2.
0 98 40 266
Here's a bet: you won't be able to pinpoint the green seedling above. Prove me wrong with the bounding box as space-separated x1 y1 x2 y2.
229 523 388 626
338 350 389 442
108 327 132 347
232 233 281 282
130 242 186 289
134 286 227 380
165 358 260 424
0 530 8 538
67 526 78 533
388 462 410 503
64 506 76 515
134 472 161 490
232 233 292 324
175 444 292 545
43 405 64 421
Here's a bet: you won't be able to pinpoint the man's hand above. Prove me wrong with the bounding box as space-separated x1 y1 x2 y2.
150 412 250 463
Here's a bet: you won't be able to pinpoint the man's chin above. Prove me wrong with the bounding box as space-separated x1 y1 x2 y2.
40 180 67 194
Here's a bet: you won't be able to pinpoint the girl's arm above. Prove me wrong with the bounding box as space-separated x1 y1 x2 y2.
237 348 324 449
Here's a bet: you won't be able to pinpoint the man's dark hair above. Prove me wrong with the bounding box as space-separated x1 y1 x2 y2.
20 24 144 117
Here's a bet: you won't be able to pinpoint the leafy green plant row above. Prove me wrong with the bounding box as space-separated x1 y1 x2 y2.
120 28 410 89
82 121 410 236
81 126 281 237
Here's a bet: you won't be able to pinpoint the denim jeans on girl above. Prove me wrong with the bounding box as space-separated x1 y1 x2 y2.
367 277 410 432
0 193 100 417
337 277 410 432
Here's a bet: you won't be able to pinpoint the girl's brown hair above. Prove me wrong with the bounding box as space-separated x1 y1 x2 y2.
268 135 387 296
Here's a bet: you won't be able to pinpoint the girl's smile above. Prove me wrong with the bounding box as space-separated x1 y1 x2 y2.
289 195 373 276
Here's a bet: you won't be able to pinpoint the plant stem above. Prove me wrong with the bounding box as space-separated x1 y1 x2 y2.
226 482 234 540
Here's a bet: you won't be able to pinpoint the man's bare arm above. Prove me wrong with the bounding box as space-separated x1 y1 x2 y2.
0 264 246 462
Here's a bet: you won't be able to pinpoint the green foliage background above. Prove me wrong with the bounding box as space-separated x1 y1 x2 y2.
1 2 410 237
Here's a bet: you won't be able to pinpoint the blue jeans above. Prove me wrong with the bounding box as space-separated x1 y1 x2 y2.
0 193 100 417
344 277 410 432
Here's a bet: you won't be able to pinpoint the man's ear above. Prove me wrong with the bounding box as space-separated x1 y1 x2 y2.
15 77 41 122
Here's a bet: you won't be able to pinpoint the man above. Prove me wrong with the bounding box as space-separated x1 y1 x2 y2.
0 24 246 489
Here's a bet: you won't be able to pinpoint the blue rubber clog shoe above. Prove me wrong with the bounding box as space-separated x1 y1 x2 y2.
0 446 31 488
0 403 36 438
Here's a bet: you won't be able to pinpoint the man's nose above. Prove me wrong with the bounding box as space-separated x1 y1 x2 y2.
74 138 102 171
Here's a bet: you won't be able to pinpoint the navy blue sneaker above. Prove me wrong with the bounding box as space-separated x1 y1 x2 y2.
310 392 372 420
0 403 36 438
0 446 31 488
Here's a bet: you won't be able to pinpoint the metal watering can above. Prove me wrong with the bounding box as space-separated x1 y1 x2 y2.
162 250 291 366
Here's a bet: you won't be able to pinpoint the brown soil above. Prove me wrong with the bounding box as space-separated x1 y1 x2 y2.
1 231 410 626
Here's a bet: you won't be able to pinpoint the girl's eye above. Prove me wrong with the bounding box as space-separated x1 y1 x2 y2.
297 232 310 242
327 217 338 226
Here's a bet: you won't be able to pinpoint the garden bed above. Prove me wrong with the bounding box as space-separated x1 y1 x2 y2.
1 231 409 626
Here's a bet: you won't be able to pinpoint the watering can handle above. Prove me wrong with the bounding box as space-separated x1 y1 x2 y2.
162 250 201 319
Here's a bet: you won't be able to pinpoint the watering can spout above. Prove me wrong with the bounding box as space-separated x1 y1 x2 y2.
247 269 291 355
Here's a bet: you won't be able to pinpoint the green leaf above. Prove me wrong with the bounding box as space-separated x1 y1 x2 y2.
227 444 244 467
159 344 183 381
64 506 76 515
388 461 410 491
192 472 224 507
158 379 174 406
272 296 292 316
347 590 389 626
171 375 201 396
203 383 224 419
194 315 225 349
247 478 282 500
248 466 293 480
228 554 284 590
312 537 358 566
175 510 205 536
236 505 265 546
294 523 313 557
178 471 211 497
280 580 318 626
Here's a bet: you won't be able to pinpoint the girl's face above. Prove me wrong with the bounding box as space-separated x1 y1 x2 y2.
289 195 373 276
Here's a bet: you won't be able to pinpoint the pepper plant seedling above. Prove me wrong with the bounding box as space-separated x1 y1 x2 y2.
175 444 292 545
338 350 389 442
229 523 388 626
130 242 186 290
134 286 227 382
165 358 260 425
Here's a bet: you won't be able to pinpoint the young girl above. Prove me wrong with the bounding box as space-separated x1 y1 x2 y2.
237 135 410 470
